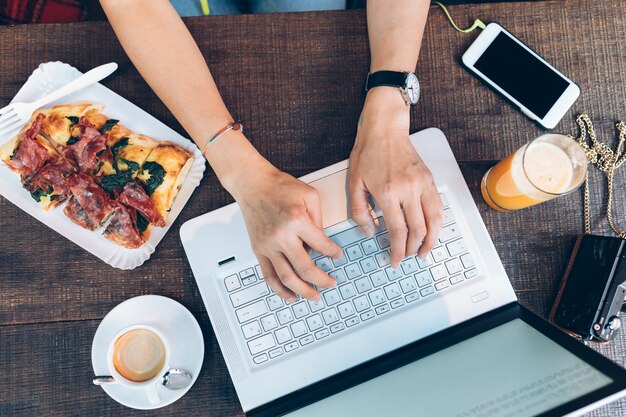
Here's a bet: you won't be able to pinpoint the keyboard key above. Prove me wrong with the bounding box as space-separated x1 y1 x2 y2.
331 225 365 247
240 268 255 279
370 271 387 287
384 283 402 299
391 298 405 309
332 253 348 268
375 250 391 267
450 274 464 285
345 263 361 279
308 298 325 312
355 277 372 294
253 353 268 364
242 321 262 339
269 347 284 359
360 310 375 321
275 327 292 344
431 246 449 263
330 269 348 284
224 274 241 292
277 308 294 325
368 289 386 306
377 233 391 249
261 315 278 332
405 292 420 303
401 258 419 275
375 304 390 315
430 265 448 281
447 238 468 257
323 288 341 305
306 314 324 331
435 280 450 291
248 334 275 355
399 276 418 293
236 300 268 323
291 321 307 338
339 283 357 299
465 269 478 279
267 295 283 311
300 335 315 346
345 317 360 327
415 271 432 287
284 341 299 352
361 238 378 255
292 302 310 319
330 323 345 333
445 258 463 275
230 282 270 308
385 266 403 281
354 295 371 312
442 207 454 225
315 257 333 272
439 224 461 243
315 329 330 339
346 244 364 261
255 265 264 279
322 308 340 324
242 275 257 286
460 253 475 268
420 286 435 297
360 257 377 274
416 254 433 269
338 302 355 318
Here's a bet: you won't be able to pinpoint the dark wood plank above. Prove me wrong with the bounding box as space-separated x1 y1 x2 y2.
0 1 625 415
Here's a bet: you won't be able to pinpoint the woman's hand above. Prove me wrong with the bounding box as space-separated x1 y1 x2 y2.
228 159 343 303
349 88 443 267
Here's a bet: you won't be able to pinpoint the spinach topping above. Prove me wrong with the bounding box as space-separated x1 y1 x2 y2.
111 137 129 156
30 187 53 202
100 170 133 194
141 161 166 196
120 158 139 173
65 116 79 125
99 119 119 134
65 116 81 144
66 136 81 145
136 214 149 233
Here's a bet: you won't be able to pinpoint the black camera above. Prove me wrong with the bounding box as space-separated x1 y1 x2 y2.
550 234 626 343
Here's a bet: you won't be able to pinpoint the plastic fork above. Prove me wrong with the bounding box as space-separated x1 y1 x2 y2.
0 62 118 138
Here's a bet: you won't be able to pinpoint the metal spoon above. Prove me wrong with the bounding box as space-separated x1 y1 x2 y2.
92 368 192 390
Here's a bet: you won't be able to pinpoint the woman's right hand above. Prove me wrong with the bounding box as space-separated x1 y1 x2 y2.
228 158 343 303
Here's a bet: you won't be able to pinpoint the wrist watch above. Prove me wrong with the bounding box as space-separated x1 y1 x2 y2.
364 71 420 106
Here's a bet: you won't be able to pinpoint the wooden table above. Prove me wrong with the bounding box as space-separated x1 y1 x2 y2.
1 1 625 415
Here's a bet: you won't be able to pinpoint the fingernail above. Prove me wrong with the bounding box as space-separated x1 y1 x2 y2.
312 294 321 302
360 225 374 237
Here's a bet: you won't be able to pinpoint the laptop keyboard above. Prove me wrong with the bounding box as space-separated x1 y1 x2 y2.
223 193 478 366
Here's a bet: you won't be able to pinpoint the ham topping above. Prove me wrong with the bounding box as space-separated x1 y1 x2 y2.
65 118 108 174
5 113 49 179
63 197 97 230
118 182 165 227
67 172 115 225
26 157 77 196
103 203 144 249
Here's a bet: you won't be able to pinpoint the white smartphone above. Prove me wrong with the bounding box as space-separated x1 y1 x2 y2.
462 22 580 129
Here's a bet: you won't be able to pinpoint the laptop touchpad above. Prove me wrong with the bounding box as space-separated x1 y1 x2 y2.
308 168 350 229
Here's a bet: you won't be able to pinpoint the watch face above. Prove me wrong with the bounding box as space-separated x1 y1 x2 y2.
405 73 420 105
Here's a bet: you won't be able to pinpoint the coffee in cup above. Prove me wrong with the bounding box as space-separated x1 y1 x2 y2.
112 328 167 383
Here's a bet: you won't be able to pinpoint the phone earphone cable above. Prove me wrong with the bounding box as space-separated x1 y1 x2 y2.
432 2 486 33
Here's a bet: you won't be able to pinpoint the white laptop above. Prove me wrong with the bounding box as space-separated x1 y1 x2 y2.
180 128 626 417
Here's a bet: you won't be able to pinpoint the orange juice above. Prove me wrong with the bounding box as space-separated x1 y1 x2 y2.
481 138 581 212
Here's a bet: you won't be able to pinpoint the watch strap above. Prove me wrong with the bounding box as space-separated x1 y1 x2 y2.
365 71 407 91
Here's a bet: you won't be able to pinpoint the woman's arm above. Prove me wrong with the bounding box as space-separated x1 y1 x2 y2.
100 0 342 302
350 0 443 266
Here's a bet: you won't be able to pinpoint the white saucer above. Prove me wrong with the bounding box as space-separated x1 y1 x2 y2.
92 295 204 410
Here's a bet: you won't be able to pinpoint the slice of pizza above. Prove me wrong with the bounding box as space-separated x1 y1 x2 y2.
136 142 194 222
83 109 132 146
38 103 104 147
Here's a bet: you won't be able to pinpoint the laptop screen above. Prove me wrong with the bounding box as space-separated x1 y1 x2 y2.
285 318 613 417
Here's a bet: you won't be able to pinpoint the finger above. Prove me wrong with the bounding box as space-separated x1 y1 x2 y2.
403 198 426 256
349 177 376 237
298 219 342 259
282 240 336 289
258 255 296 303
380 201 408 268
418 193 444 259
271 253 320 301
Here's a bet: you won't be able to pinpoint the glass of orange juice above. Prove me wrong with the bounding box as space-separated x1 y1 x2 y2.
481 134 588 212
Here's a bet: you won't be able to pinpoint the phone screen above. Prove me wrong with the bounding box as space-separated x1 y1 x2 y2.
474 31 570 119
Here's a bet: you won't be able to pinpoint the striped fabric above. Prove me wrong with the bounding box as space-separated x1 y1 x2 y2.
0 0 86 24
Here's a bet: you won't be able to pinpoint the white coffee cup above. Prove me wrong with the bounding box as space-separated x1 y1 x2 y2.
107 324 170 404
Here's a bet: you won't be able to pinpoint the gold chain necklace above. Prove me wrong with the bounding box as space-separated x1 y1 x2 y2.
571 114 626 238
